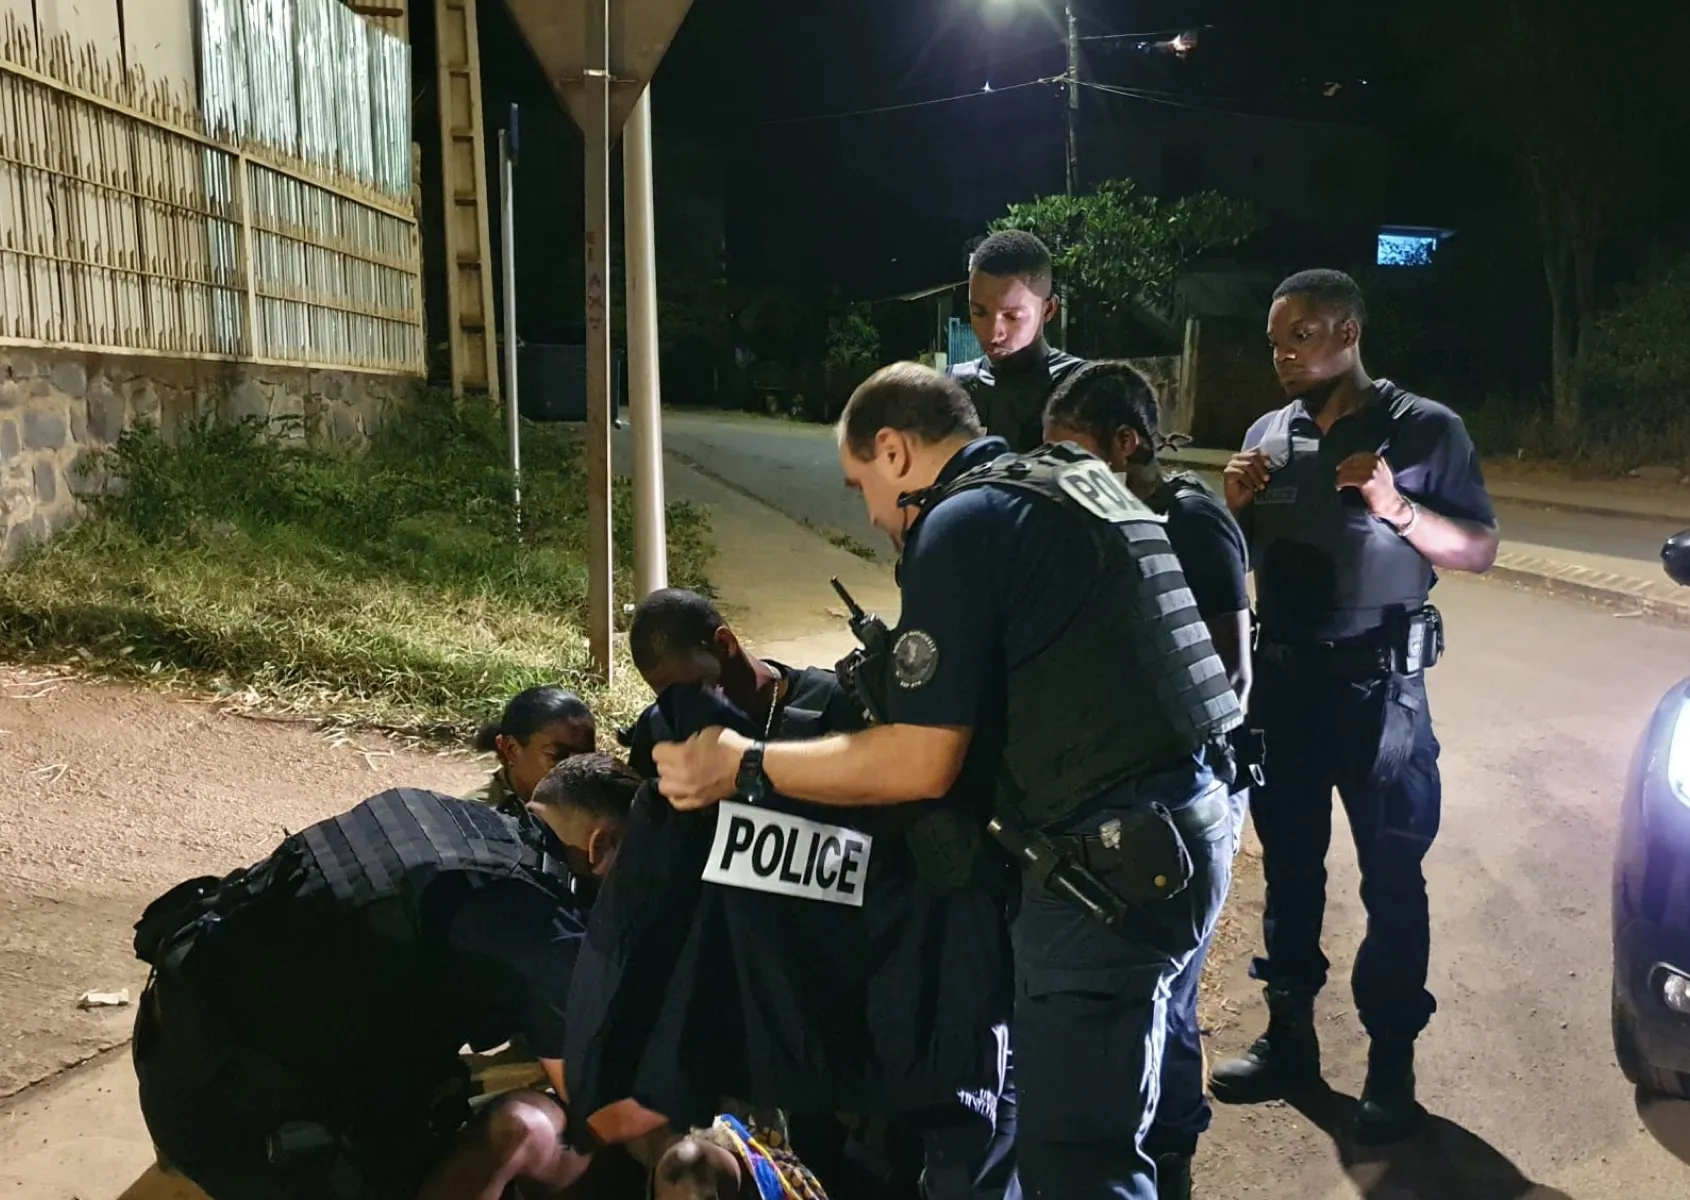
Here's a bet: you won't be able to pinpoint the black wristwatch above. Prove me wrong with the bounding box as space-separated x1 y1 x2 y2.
735 740 769 804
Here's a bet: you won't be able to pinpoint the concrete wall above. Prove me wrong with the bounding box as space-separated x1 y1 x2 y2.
0 347 414 561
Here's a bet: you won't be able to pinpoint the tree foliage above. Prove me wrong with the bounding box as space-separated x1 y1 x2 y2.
991 179 1261 316
824 303 881 374
1582 250 1690 406
1402 0 1690 440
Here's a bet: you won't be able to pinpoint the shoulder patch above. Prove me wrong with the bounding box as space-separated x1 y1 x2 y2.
892 629 940 690
1055 458 1165 525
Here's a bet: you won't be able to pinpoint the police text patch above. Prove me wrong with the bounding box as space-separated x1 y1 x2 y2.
702 801 873 907
1056 460 1164 524
893 630 939 689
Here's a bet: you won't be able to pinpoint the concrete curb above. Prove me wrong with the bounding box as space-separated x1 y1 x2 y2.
1485 552 1690 625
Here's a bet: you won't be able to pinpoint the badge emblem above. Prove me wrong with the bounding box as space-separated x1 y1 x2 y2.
892 630 939 690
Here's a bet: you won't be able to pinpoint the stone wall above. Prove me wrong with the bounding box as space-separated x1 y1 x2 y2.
0 347 417 561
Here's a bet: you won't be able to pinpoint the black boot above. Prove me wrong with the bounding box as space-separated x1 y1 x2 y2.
1208 989 1322 1104
1155 1151 1192 1200
1354 1038 1423 1145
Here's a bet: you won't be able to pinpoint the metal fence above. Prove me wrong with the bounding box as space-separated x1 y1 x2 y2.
0 12 422 374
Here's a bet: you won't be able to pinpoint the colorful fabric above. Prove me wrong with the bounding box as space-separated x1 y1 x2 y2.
714 1113 829 1200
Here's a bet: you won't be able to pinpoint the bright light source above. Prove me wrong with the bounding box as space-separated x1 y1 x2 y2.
981 0 1016 29
1662 967 1690 1015
1666 699 1690 807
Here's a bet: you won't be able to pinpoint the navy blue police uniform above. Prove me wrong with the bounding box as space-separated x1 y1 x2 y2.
130 790 589 1200
1235 380 1494 1045
1140 472 1251 1172
948 344 1085 453
882 436 1243 1200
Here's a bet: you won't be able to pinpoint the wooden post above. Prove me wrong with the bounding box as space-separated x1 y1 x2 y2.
234 153 259 357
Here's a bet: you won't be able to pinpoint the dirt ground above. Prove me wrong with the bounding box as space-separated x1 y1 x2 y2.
0 663 487 1101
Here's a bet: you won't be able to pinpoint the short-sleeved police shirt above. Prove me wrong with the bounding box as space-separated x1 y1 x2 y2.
1160 481 1249 621
885 437 1102 738
1239 380 1494 642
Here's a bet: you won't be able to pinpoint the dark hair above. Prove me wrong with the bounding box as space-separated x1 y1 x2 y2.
630 588 724 674
1043 361 1161 456
530 751 642 820
473 685 594 753
1272 268 1367 329
970 229 1054 293
838 362 983 459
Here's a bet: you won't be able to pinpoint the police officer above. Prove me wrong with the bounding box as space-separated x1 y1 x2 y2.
653 363 1242 1200
949 230 1084 452
130 755 647 1200
467 685 597 817
1042 361 1251 1200
1209 270 1498 1143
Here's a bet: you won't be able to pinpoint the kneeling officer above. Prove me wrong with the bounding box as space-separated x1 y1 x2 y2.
131 756 639 1200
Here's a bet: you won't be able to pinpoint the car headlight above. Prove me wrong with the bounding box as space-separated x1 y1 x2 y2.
1666 698 1690 806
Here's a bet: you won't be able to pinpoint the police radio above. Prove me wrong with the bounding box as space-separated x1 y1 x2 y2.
830 578 891 725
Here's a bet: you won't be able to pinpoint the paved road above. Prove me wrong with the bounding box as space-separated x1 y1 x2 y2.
644 409 1690 575
644 409 1690 1198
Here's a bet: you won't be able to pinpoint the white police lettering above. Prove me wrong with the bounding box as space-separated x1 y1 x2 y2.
702 801 873 908
1056 460 1163 524
1256 485 1299 506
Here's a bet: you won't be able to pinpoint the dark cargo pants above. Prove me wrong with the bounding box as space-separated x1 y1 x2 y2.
1010 763 1234 1200
1246 654 1441 1042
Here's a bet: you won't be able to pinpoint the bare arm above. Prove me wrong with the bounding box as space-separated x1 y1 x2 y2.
1205 609 1253 707
652 723 973 812
1398 506 1500 574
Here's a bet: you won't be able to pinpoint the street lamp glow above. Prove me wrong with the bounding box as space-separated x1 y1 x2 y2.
981 0 1016 29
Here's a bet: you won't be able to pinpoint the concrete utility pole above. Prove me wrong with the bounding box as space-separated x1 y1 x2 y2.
624 86 669 599
583 0 614 677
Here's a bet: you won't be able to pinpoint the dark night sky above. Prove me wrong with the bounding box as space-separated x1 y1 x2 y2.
433 0 1485 355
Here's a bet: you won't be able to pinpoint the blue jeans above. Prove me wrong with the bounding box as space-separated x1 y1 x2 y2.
1145 789 1248 1161
1010 761 1234 1200
1247 660 1441 1041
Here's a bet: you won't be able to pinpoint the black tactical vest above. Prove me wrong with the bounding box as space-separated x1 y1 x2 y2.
1247 386 1434 642
137 789 578 972
934 445 1244 827
950 346 1086 452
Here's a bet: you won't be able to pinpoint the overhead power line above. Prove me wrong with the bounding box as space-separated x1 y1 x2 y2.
755 76 1060 127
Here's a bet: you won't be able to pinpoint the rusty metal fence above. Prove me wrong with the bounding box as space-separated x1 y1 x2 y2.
0 11 422 375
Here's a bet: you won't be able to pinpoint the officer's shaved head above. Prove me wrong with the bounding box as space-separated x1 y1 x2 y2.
839 363 983 459
970 229 1054 295
530 751 641 821
1273 268 1367 330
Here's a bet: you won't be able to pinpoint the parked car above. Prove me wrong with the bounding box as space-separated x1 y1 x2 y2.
1613 531 1690 1098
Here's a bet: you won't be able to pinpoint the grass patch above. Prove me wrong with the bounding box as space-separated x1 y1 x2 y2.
0 391 713 737
796 518 878 562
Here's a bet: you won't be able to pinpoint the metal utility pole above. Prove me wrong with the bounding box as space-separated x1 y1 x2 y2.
501 0 697 681
498 108 522 534
583 0 614 679
624 86 669 599
1061 2 1079 351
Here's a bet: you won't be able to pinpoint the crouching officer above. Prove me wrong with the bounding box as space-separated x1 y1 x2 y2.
130 755 641 1200
653 363 1243 1200
1043 361 1252 1200
1211 270 1499 1143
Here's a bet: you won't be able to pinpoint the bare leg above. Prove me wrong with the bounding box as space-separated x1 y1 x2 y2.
417 1090 591 1200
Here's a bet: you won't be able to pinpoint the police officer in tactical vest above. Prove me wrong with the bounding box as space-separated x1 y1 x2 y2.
653 363 1242 1200
1209 270 1499 1144
1043 361 1252 1200
130 755 643 1200
948 230 1084 453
